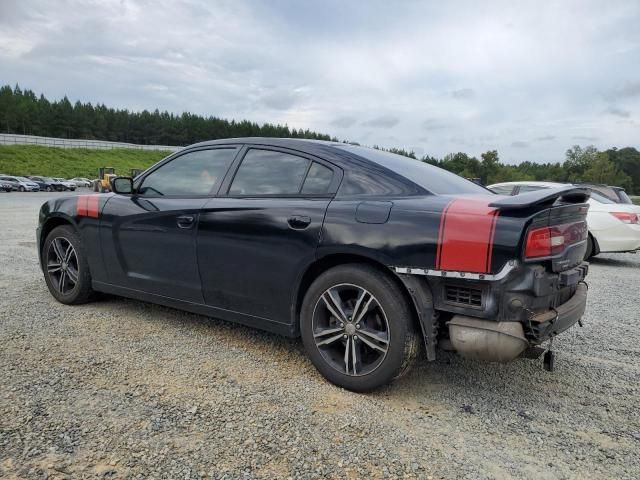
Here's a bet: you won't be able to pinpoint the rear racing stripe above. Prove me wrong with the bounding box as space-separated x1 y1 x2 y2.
436 198 500 274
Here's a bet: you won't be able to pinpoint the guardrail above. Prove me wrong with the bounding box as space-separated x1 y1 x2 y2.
0 133 181 152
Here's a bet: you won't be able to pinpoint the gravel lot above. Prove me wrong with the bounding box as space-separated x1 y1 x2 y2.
1 192 639 479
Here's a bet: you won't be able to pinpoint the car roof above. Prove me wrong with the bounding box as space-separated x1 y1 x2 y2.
183 137 416 178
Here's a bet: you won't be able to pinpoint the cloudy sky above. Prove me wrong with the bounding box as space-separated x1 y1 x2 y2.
1 0 639 163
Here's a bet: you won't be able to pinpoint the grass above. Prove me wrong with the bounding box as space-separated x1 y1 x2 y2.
632 196 640 206
0 145 169 179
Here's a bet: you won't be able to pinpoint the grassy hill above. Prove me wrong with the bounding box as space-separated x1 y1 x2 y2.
0 145 168 179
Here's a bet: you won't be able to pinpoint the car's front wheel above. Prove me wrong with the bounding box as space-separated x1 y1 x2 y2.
300 264 420 392
46 186 53 192
19 186 25 192
42 225 94 304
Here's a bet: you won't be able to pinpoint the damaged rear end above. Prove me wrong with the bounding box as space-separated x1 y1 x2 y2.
399 186 591 368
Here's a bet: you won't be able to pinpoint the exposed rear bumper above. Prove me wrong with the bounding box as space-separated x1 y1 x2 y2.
527 282 587 343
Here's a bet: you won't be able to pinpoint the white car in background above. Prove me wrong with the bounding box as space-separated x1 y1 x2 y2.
487 181 640 259
52 177 77 191
69 177 92 188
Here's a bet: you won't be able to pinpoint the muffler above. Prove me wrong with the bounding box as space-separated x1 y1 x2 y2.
447 316 528 363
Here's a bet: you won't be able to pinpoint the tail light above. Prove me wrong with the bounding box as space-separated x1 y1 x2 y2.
524 221 588 259
610 212 639 224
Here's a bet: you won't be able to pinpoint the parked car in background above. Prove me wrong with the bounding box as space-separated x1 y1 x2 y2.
577 183 633 205
28 176 67 192
0 175 40 192
52 177 77 191
0 180 13 192
487 181 640 259
37 138 591 390
69 178 92 188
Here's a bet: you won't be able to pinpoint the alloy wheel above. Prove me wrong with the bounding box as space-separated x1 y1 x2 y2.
46 237 79 295
312 283 390 376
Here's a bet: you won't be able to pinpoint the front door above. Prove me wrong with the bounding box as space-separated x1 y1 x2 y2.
197 147 340 323
100 147 239 302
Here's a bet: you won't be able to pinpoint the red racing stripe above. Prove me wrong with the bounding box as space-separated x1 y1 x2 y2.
76 195 88 216
436 198 500 274
76 195 101 218
87 195 100 218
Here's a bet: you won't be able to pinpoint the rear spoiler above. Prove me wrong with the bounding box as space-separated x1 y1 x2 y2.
489 186 591 210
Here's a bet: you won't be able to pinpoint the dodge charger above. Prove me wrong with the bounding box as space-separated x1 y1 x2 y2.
37 138 590 391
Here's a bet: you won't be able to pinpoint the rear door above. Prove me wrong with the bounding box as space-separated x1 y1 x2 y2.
100 146 239 302
197 146 341 323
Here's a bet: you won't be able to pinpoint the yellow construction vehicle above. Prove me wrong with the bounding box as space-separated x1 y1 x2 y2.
93 167 116 192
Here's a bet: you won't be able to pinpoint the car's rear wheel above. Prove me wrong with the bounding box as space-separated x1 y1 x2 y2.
42 225 94 304
46 186 53 192
19 186 25 192
584 234 596 260
300 264 420 392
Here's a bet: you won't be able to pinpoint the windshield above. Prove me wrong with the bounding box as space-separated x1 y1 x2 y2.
337 145 488 195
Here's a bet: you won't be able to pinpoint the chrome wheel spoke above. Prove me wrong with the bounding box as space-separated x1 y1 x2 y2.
58 270 67 293
357 330 388 354
353 295 374 326
351 337 359 375
314 326 344 339
344 336 351 373
321 291 348 323
51 238 65 263
47 262 62 274
66 266 79 284
316 332 344 347
63 244 74 263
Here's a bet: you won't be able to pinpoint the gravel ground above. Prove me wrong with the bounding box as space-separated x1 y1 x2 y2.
1 192 639 480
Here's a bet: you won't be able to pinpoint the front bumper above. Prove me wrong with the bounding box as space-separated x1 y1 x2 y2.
526 282 587 343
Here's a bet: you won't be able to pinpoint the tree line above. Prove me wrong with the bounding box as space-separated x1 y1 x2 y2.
0 84 335 145
1 84 639 193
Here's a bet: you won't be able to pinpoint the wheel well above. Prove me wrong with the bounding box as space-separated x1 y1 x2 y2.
293 253 420 335
40 217 74 254
588 232 600 256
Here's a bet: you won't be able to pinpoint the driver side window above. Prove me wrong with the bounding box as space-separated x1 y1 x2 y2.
138 148 237 196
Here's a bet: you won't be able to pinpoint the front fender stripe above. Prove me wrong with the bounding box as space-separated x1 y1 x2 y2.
76 195 101 218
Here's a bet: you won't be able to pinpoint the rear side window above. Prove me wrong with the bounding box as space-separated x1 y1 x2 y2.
517 185 548 193
489 185 515 195
138 148 236 196
335 144 487 195
302 162 333 194
229 149 310 195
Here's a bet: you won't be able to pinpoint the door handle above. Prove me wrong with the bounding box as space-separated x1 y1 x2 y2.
177 214 195 229
288 215 311 229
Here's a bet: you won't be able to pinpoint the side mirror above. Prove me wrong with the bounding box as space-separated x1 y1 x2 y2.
111 177 134 195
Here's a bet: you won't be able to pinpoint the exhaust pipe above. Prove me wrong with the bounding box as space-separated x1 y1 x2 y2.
447 316 528 363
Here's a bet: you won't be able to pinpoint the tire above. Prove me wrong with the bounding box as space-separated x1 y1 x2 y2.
584 235 595 260
46 186 53 192
19 186 25 192
300 264 420 392
42 225 94 305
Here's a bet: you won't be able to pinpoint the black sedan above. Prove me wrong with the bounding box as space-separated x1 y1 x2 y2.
28 176 67 192
36 138 590 391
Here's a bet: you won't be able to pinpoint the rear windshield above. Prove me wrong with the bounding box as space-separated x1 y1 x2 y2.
336 145 488 195
590 191 615 204
616 190 632 204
